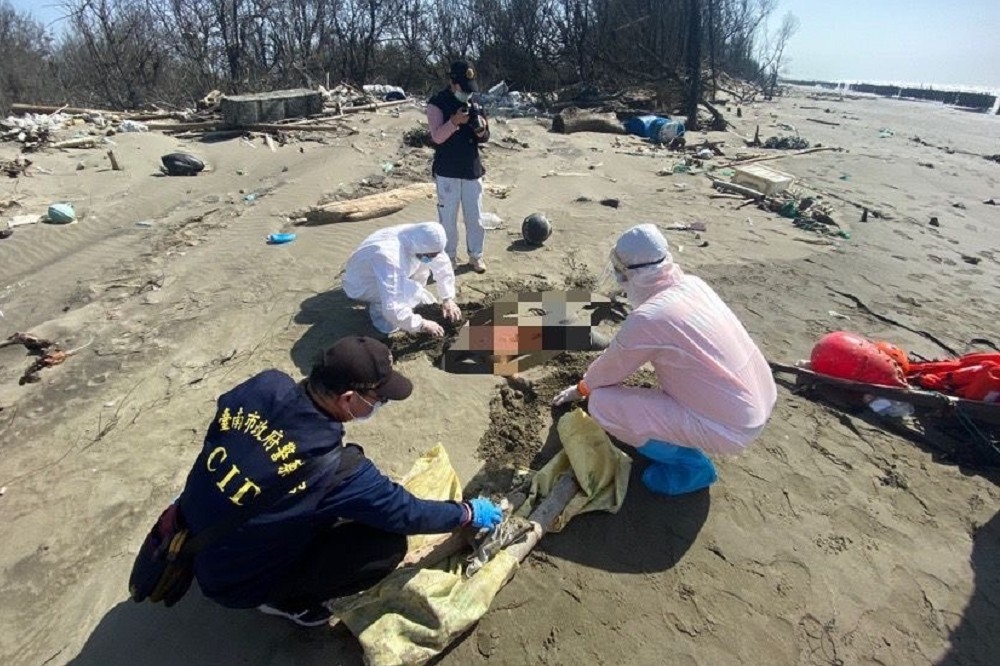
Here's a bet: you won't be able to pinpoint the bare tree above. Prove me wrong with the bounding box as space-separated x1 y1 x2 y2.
758 10 798 99
0 1 56 113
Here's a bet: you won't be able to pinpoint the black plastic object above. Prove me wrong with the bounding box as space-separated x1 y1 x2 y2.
161 153 205 177
521 213 552 246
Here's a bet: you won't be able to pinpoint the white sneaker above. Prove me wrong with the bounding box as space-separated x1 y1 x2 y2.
469 257 486 273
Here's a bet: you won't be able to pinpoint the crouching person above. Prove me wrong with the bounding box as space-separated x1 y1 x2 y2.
553 224 776 495
178 336 501 626
343 222 462 338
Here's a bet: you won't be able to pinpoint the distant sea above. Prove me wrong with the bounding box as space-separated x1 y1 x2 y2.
784 78 1000 114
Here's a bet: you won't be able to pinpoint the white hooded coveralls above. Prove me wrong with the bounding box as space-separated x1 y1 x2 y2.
342 222 457 334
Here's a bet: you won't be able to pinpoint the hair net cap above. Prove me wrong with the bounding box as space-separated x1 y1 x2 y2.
614 224 672 267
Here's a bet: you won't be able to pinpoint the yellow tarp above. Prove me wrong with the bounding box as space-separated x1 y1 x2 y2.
332 409 631 666
515 408 632 532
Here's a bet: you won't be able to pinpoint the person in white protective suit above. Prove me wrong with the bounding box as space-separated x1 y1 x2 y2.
552 223 777 495
343 222 462 337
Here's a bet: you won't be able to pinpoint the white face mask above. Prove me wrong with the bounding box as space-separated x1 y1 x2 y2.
350 394 384 423
454 90 471 104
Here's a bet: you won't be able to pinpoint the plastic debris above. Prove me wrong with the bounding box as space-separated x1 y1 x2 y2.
267 233 296 245
480 212 503 230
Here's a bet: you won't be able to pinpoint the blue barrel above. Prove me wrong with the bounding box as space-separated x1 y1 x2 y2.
624 114 668 138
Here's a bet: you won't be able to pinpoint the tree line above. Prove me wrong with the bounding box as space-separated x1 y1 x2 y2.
1 0 797 125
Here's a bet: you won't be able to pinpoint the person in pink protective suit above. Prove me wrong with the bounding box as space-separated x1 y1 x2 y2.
552 223 777 495
343 222 462 338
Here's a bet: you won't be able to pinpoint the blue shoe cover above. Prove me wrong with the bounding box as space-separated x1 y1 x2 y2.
637 440 718 496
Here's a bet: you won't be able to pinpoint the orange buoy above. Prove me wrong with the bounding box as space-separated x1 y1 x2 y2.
810 331 908 387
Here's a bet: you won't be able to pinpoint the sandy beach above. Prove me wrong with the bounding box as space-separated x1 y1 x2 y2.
1 86 998 666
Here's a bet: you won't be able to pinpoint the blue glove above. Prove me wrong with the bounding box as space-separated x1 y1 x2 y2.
467 497 503 530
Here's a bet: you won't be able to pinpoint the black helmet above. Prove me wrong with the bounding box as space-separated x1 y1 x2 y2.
521 213 552 245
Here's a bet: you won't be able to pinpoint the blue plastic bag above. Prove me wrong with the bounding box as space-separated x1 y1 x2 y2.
637 440 717 496
267 233 296 245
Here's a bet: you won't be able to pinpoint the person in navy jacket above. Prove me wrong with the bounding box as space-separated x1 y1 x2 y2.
179 336 502 627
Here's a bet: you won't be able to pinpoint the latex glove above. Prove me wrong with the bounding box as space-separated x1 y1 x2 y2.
441 299 462 322
467 497 503 530
420 320 445 337
552 384 583 406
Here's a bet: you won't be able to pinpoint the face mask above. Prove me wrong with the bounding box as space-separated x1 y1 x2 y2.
350 394 384 423
454 90 471 104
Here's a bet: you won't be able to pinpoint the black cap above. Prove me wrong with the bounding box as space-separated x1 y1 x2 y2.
449 60 479 93
310 336 413 401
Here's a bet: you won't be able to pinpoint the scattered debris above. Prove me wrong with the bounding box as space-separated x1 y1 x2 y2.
984 199 997 206
599 198 620 208
929 217 940 227
764 135 810 150
961 255 981 265
1 156 32 178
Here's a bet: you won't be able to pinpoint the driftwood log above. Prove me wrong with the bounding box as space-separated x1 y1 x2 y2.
552 107 625 135
294 182 435 225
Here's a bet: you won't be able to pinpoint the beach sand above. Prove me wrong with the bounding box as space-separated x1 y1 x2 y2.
1 87 998 666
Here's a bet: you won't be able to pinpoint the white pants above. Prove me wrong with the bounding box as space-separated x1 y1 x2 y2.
435 176 484 260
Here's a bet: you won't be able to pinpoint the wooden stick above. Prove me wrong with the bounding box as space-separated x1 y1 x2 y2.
107 150 122 171
340 98 412 114
717 146 841 169
504 473 580 563
146 121 219 132
11 103 117 116
806 118 841 126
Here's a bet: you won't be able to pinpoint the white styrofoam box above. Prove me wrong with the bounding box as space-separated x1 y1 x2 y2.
731 164 796 196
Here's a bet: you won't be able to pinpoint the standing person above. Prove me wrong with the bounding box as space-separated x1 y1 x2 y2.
176 336 502 626
342 222 462 338
552 224 777 495
426 60 490 273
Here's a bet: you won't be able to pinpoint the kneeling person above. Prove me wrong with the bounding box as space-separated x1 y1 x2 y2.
343 222 462 337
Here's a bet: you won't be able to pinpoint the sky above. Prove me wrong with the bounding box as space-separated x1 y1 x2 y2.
775 0 1000 89
9 0 1000 91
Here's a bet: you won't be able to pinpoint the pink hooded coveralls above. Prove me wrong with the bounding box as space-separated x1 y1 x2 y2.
585 234 776 455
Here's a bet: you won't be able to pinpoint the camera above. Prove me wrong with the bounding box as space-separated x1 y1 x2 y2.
463 103 484 132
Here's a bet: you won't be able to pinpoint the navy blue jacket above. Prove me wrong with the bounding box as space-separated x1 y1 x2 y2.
180 370 466 608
